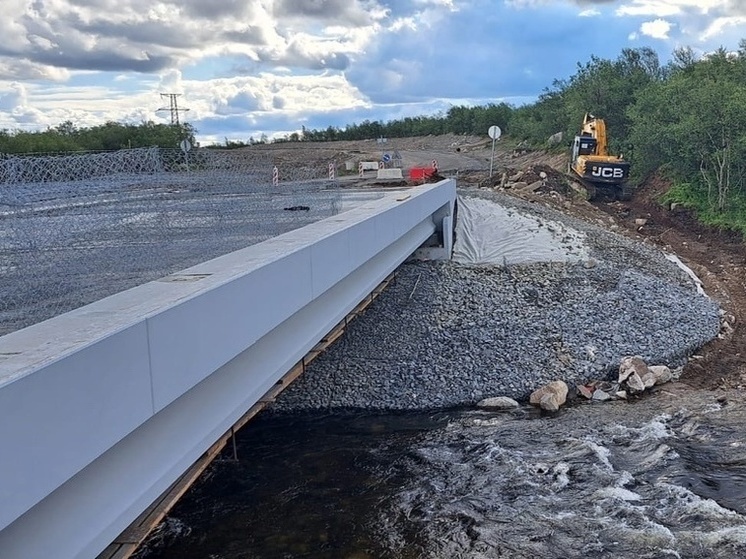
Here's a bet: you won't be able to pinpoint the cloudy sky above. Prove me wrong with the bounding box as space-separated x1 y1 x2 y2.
0 0 744 144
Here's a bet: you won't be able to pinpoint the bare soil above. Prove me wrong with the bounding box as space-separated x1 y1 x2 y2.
253 135 745 392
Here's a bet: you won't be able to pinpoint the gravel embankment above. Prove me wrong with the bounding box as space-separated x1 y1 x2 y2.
272 189 721 411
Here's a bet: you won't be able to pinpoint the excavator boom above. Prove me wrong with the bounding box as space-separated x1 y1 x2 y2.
581 113 608 156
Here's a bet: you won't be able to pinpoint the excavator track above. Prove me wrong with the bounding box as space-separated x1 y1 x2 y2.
567 165 632 202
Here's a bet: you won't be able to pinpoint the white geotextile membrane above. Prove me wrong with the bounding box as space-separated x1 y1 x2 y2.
664 252 707 296
452 195 590 265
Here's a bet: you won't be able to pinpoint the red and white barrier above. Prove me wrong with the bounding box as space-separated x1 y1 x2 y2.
272 166 279 187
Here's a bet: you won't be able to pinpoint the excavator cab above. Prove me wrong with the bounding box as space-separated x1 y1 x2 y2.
571 135 598 167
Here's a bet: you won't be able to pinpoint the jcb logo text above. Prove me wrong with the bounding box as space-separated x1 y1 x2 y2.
591 167 625 179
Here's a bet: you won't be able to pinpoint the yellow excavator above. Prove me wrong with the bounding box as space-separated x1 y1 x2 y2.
569 113 632 200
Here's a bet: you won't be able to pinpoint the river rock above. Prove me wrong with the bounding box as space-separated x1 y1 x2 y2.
641 372 657 388
626 372 646 393
649 365 673 385
477 396 520 411
577 384 594 399
618 356 649 383
530 380 568 411
592 389 612 401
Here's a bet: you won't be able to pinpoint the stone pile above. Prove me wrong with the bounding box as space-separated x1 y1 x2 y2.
480 164 572 196
525 356 678 412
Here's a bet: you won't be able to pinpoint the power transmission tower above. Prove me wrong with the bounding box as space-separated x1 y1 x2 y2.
157 93 189 125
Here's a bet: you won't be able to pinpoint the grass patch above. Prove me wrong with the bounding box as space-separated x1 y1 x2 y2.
660 181 746 236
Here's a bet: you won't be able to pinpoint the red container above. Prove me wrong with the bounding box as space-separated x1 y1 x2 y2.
409 167 434 181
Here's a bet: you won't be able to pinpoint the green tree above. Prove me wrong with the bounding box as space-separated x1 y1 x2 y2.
630 47 746 217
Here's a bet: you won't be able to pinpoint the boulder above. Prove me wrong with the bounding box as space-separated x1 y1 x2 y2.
583 258 598 269
649 365 673 385
626 372 646 393
523 180 544 192
540 393 561 412
641 372 657 389
618 356 649 383
477 396 520 411
592 389 612 401
530 380 569 411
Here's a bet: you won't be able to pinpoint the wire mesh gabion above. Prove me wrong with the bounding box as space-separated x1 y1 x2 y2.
0 147 379 336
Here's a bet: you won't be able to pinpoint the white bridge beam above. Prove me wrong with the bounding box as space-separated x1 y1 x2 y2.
0 179 455 559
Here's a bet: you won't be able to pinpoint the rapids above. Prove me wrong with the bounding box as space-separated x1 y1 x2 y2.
139 384 746 559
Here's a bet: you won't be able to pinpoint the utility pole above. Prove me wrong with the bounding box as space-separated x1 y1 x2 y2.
157 93 189 125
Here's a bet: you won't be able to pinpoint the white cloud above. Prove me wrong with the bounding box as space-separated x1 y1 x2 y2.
639 18 673 39
0 0 745 141
0 82 27 112
616 0 723 17
152 72 369 128
158 69 184 95
414 0 458 8
700 15 746 41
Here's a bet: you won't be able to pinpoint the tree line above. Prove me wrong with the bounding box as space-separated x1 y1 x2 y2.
3 41 746 231
0 121 196 154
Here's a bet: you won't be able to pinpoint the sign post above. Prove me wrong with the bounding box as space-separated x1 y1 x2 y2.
180 139 192 172
488 125 502 178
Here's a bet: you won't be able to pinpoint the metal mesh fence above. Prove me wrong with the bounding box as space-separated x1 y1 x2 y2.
0 147 382 336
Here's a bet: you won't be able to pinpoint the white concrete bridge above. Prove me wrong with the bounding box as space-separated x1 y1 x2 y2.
0 179 456 559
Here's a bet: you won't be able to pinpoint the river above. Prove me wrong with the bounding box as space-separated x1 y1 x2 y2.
137 383 746 559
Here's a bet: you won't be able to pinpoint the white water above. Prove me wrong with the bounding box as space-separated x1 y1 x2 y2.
377 389 746 558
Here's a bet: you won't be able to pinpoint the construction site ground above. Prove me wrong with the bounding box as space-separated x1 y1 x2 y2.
250 134 745 393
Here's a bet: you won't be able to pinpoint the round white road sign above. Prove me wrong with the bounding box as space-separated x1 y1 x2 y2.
488 125 502 140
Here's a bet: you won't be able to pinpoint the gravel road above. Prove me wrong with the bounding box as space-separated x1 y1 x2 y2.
272 188 721 411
